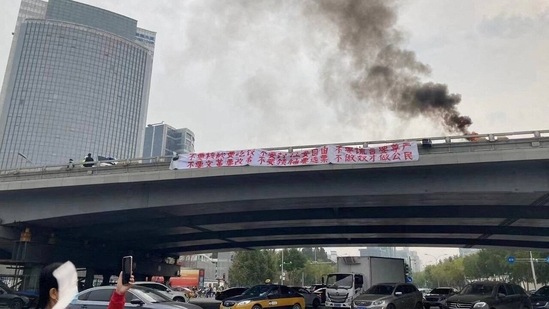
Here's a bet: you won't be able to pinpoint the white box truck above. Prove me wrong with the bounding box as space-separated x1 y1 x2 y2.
324 256 406 309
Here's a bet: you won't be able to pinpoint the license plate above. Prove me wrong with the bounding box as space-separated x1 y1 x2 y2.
356 307 367 309
334 304 342 307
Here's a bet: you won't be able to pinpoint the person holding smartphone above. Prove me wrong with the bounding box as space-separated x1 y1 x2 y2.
36 261 134 309
108 270 135 309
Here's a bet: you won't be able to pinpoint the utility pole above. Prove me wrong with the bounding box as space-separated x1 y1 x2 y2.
530 251 538 290
281 249 285 285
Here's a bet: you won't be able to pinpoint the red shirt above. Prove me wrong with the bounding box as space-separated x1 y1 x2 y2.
108 291 125 309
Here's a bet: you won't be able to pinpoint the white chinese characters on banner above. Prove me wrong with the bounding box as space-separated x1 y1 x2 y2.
170 142 419 170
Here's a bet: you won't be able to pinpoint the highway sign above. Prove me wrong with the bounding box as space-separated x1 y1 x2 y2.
507 256 516 264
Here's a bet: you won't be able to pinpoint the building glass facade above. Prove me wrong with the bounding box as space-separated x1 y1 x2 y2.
0 0 155 169
143 123 195 158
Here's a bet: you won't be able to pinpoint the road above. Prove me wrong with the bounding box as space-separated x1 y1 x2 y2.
190 298 221 309
190 298 328 309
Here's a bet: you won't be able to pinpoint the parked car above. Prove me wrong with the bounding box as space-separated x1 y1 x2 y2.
308 284 326 293
219 284 305 309
530 285 549 309
0 281 32 309
312 287 326 305
67 285 202 309
215 287 248 301
352 283 423 309
446 281 531 309
132 282 189 302
423 287 457 309
290 287 321 309
171 287 196 298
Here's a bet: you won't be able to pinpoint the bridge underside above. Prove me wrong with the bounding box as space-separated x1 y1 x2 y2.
22 196 549 255
10 191 549 255
2 155 549 261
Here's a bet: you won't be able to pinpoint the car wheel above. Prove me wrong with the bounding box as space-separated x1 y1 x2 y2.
424 305 430 309
9 299 23 309
174 296 186 302
292 303 302 309
312 299 320 309
252 305 262 309
386 304 396 309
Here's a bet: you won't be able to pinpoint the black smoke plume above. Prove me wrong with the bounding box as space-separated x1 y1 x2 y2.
306 0 472 134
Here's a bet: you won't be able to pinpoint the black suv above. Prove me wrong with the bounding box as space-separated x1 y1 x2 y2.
423 287 457 309
446 281 531 309
530 285 549 309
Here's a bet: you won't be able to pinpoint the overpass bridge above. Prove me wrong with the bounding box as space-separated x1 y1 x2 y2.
0 130 548 278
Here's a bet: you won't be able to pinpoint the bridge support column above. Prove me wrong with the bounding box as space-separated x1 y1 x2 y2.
100 272 112 286
20 264 42 292
84 268 95 290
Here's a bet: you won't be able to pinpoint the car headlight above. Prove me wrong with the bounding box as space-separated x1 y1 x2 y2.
473 302 488 308
372 300 386 306
237 301 251 306
534 301 549 307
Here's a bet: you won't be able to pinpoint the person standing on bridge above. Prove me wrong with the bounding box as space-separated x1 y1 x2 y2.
83 153 94 167
36 261 134 309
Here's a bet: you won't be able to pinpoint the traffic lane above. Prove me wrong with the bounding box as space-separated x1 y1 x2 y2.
190 299 326 309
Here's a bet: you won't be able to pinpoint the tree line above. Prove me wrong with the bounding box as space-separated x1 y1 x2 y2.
413 249 549 291
227 248 549 291
228 247 336 287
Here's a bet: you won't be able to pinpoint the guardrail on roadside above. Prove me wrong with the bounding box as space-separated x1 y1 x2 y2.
1 129 548 179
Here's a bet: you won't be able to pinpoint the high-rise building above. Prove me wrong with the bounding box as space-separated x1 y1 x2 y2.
459 248 480 257
359 247 397 258
142 123 195 158
177 252 233 288
0 0 155 170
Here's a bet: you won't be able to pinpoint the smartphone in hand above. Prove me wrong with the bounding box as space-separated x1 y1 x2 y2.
122 256 133 284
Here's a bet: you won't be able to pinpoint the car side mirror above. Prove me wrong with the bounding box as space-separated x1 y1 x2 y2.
130 299 145 305
395 292 403 296
498 293 506 298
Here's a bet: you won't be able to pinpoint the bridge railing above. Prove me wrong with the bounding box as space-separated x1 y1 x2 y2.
1 129 548 180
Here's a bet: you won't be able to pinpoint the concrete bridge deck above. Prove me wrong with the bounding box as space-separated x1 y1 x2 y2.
0 130 548 270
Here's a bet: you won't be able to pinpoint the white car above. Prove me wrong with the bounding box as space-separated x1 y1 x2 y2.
291 286 321 309
133 281 189 302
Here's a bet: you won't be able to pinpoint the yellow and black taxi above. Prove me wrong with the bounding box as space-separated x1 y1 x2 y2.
220 284 305 309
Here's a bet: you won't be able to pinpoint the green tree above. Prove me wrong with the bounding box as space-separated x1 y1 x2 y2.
301 247 330 262
228 250 277 286
304 261 336 286
278 249 308 285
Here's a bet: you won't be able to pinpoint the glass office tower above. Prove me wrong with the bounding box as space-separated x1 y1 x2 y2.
0 0 155 169
142 123 195 158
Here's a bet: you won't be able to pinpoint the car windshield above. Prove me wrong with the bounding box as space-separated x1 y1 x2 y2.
132 287 172 303
242 285 273 297
430 288 453 294
365 284 396 295
460 284 495 295
534 287 549 296
326 274 353 289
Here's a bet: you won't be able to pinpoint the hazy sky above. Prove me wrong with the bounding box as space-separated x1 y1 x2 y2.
1 0 546 265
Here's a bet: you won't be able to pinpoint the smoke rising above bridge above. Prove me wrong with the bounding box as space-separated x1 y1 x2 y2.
307 0 472 134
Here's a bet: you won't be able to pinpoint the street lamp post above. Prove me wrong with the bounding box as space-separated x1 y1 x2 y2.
423 253 450 265
281 250 285 285
280 250 292 285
